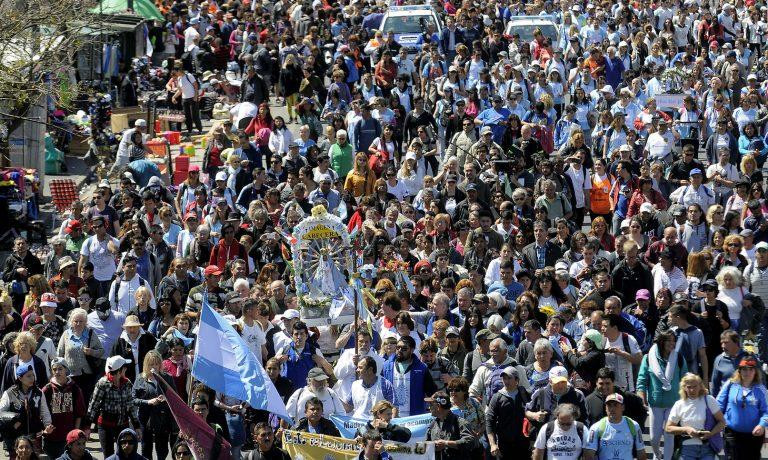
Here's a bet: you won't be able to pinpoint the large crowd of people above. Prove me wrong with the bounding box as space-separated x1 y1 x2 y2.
9 0 768 458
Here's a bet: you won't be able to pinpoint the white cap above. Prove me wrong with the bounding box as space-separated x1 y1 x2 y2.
619 41 628 48
135 119 147 127
549 366 569 383
748 73 758 81
601 85 614 94
105 355 132 373
405 151 417 162
281 309 300 320
620 219 631 229
215 171 227 182
554 261 569 272
640 202 655 213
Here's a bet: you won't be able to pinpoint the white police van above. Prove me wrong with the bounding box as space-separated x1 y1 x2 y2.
379 5 443 58
504 15 561 50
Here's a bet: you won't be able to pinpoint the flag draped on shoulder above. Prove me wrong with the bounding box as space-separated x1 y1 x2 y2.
159 377 232 460
192 299 293 423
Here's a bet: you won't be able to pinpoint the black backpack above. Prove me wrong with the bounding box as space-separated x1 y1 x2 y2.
180 52 195 73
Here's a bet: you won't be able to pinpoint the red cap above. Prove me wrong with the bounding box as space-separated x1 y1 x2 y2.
189 165 201 172
66 220 82 233
204 265 223 277
739 357 759 368
414 260 432 273
66 429 85 445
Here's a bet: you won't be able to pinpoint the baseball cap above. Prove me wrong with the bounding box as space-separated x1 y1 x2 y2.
65 220 82 233
555 261 569 272
282 309 300 320
480 126 493 135
635 289 651 300
446 174 458 182
475 329 498 341
606 393 625 404
40 292 57 309
549 366 568 384
424 391 451 408
135 119 147 127
446 326 460 337
740 229 754 238
472 294 489 304
748 73 758 81
501 366 519 379
105 355 131 373
204 265 223 277
15 363 33 379
756 241 768 251
701 279 719 291
466 183 478 192
689 168 703 177
739 357 759 368
59 256 77 270
215 171 228 182
51 357 71 373
307 367 329 381
583 329 604 350
189 165 201 172
95 297 111 312
66 429 86 445
640 202 654 214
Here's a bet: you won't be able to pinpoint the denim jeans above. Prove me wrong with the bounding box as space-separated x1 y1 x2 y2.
681 442 716 460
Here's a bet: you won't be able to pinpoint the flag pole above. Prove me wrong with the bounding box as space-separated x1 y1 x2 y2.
353 240 359 357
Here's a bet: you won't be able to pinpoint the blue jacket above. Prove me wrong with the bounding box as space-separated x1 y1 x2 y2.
381 355 436 416
739 134 768 160
353 116 382 153
717 381 768 433
426 312 460 336
440 27 465 54
282 341 317 389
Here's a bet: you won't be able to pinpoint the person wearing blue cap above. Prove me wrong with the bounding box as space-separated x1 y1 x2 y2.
0 362 54 455
669 167 715 211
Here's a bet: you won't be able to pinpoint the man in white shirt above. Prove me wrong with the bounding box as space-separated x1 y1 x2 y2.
184 18 201 51
238 300 267 364
564 155 592 228
79 215 120 298
333 330 385 403
601 313 642 392
172 64 202 135
670 168 716 212
347 356 395 419
107 255 155 315
111 119 147 175
643 118 678 163
285 367 347 420
533 403 588 460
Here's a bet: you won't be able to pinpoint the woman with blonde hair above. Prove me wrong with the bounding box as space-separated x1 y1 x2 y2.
686 252 714 301
665 373 725 460
353 399 412 442
1 331 48 392
57 307 103 401
132 350 177 460
706 205 725 233
128 286 154 330
344 152 376 199
741 153 763 185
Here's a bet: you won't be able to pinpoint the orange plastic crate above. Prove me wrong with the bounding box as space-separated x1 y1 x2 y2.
146 141 169 157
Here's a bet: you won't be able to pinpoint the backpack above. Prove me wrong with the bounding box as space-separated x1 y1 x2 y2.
595 416 638 457
543 420 585 458
113 276 146 305
484 363 506 402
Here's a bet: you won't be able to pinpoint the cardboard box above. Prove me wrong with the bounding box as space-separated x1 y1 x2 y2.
110 108 146 133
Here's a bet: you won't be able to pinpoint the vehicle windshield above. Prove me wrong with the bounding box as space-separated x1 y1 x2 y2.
382 15 436 34
507 24 558 45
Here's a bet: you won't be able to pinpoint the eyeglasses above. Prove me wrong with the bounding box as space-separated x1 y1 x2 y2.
396 345 410 350
728 243 742 248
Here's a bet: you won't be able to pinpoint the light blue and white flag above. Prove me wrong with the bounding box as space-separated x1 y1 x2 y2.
329 410 460 442
192 299 292 423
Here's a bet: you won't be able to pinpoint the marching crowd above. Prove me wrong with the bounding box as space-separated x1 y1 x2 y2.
14 0 768 457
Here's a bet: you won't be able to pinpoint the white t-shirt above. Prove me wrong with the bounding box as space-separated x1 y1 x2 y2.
603 333 641 392
386 180 410 201
534 421 588 460
285 387 345 420
177 73 198 100
668 395 720 445
349 377 393 419
565 166 592 209
80 235 120 281
240 320 265 363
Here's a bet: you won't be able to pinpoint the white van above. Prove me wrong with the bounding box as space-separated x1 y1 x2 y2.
379 5 443 58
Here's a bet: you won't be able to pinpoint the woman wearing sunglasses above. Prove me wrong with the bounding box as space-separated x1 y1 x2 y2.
716 356 768 459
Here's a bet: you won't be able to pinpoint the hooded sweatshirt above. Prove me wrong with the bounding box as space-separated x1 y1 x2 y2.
42 378 87 442
105 428 146 460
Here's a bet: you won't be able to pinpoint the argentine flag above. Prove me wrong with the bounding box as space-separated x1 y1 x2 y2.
192 299 292 423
